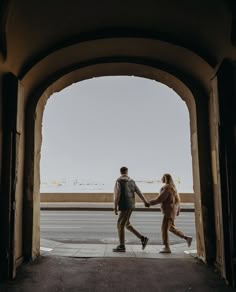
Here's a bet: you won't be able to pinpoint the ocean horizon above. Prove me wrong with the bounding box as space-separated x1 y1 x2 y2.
40 177 193 193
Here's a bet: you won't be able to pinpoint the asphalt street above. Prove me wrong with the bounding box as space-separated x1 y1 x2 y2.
40 210 196 245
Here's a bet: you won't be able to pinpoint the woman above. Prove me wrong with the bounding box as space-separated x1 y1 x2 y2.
149 173 192 253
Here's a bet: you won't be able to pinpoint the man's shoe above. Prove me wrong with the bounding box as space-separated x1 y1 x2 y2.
141 237 149 250
113 245 126 252
186 236 193 247
159 246 171 253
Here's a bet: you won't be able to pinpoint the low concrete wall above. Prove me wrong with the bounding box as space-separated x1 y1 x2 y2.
40 193 194 203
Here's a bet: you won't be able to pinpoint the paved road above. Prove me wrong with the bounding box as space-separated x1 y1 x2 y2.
40 210 196 245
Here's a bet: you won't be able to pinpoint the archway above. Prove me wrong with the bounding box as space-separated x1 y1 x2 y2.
23 62 212 266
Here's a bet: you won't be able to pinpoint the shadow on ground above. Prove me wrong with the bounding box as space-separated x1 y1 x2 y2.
0 256 235 292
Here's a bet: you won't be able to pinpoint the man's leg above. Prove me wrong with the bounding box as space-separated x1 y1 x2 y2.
117 210 130 246
125 209 149 250
125 209 142 239
113 210 129 252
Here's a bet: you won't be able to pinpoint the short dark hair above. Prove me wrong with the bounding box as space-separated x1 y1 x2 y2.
120 166 128 174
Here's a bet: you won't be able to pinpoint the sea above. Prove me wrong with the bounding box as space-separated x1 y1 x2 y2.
40 177 193 193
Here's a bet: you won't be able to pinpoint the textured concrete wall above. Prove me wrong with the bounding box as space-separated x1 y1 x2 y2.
209 77 225 276
194 90 216 263
0 75 2 182
14 82 25 266
40 192 194 203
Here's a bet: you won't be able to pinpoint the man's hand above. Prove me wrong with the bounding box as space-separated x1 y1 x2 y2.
144 201 150 208
114 208 118 215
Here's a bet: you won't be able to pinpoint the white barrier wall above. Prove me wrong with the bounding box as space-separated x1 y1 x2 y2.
40 193 194 203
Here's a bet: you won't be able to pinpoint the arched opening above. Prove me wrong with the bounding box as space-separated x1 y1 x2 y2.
39 76 195 251
24 62 209 265
40 76 194 193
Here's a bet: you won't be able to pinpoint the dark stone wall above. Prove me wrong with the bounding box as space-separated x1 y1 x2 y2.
217 60 236 287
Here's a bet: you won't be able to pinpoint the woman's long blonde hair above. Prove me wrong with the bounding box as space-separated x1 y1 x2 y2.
162 173 181 204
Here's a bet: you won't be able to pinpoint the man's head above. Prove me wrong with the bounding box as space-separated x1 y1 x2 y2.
120 166 128 175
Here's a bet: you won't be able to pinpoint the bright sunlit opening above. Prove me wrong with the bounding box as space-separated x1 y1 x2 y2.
40 76 193 193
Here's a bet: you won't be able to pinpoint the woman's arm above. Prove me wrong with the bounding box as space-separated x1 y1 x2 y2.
149 186 169 206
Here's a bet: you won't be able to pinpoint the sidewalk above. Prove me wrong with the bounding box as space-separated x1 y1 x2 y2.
39 238 197 259
40 202 195 212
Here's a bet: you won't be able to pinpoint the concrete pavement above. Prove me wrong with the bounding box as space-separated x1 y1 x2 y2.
0 238 234 292
2 206 233 291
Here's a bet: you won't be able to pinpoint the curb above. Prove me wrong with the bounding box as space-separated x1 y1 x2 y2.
40 206 194 212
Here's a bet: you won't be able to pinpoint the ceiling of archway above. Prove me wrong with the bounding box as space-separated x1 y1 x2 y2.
0 0 235 96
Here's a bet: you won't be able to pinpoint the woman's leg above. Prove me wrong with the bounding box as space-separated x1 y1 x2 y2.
168 219 193 247
162 216 170 248
168 219 187 240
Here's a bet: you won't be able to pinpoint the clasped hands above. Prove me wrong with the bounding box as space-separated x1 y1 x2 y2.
144 201 150 208
114 200 150 215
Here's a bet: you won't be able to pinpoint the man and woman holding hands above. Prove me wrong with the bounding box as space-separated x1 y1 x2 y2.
113 166 192 253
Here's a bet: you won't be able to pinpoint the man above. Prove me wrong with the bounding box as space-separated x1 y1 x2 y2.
113 166 150 252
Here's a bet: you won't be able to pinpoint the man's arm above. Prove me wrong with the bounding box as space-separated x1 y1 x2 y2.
113 181 121 215
134 183 150 207
149 186 169 206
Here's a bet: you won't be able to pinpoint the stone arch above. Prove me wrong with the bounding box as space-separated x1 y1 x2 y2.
23 61 214 265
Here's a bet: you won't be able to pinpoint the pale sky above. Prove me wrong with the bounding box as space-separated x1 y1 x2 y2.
40 76 193 192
